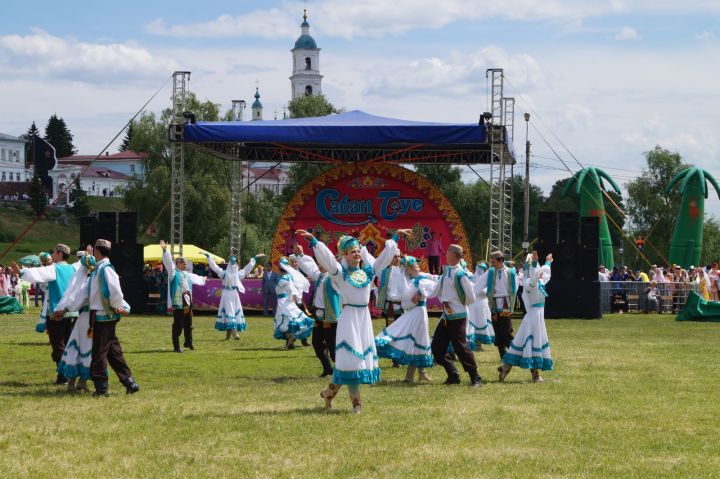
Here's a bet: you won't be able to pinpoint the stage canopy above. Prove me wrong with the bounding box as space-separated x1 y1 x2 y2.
181 110 514 165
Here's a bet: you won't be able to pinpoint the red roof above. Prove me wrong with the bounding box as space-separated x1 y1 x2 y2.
59 150 148 163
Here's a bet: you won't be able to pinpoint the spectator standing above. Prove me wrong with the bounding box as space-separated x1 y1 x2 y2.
262 267 278 317
427 232 444 275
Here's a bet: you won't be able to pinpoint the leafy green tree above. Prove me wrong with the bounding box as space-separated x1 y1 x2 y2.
287 94 342 118
20 121 40 163
700 218 720 265
44 114 76 157
28 175 47 216
626 146 688 264
69 176 90 218
118 121 135 152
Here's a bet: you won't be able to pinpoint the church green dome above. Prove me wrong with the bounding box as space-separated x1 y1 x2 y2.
294 34 317 49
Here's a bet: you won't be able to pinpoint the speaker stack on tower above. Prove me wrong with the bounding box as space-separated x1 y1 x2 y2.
536 211 601 319
79 211 147 313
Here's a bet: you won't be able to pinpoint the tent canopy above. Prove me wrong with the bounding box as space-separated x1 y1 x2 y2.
181 110 514 165
143 244 225 265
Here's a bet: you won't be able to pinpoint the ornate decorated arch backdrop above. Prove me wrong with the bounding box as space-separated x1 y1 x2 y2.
271 163 472 268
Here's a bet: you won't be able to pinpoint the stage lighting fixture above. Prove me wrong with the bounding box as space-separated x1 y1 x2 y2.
183 111 197 124
482 112 492 124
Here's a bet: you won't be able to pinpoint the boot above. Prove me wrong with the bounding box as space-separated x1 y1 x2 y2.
469 370 483 388
418 368 431 382
498 364 512 382
76 379 90 392
225 330 232 341
66 376 77 392
531 369 544 383
351 394 362 414
173 334 182 352
92 379 109 397
54 372 68 385
320 383 340 410
404 366 416 383
122 377 140 394
232 331 240 340
443 374 461 385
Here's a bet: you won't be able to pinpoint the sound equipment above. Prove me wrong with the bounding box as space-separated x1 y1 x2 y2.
537 211 558 246
558 211 579 244
545 279 601 319
97 212 117 244
580 216 600 248
540 242 578 280
111 242 144 279
117 212 138 244
120 277 148 314
79 216 98 250
578 247 599 281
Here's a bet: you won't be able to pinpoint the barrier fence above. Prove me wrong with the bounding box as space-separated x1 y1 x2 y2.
600 281 698 315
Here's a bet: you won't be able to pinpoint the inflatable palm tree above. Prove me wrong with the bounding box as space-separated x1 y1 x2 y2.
562 167 622 267
665 167 720 268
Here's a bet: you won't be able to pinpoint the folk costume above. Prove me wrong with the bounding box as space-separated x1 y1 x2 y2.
500 256 554 382
486 262 518 359
375 256 436 382
429 260 482 386
297 253 341 377
377 261 404 326
34 252 53 334
313 234 400 412
466 262 495 350
19 250 79 384
273 258 314 348
206 254 257 339
63 242 137 396
55 255 96 391
162 249 207 352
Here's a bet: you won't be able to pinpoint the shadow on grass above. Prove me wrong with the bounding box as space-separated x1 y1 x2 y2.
130 349 183 354
0 388 70 398
183 406 345 418
7 342 50 347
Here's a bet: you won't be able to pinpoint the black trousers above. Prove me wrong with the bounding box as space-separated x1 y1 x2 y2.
431 317 479 379
429 256 440 275
492 312 514 358
47 316 75 366
172 309 193 348
312 319 337 373
91 319 132 384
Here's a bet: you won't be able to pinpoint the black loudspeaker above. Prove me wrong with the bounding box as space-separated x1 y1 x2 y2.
558 211 579 244
97 212 117 244
545 279 601 319
79 216 98 250
117 212 138 244
538 211 558 245
580 216 600 248
111 242 144 279
578 247 599 280
542 242 578 280
120 277 148 314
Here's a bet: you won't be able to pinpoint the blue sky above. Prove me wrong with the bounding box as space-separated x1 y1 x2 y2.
2 0 719 217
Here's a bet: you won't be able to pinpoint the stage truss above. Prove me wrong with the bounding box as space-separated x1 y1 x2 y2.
168 69 517 259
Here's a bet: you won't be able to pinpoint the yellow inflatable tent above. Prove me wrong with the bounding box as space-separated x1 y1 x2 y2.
143 244 225 265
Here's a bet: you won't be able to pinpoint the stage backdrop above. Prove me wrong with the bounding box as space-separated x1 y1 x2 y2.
271 163 471 268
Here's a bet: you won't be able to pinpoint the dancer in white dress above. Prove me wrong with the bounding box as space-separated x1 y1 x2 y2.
206 253 262 339
499 251 554 383
274 257 314 349
296 228 412 413
375 255 437 383
34 252 53 334
54 253 96 392
467 261 495 350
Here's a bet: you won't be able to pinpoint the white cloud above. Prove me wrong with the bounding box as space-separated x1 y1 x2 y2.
145 9 297 39
696 31 715 40
0 29 175 83
615 27 638 40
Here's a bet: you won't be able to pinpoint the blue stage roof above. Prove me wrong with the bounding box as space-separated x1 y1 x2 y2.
183 110 489 146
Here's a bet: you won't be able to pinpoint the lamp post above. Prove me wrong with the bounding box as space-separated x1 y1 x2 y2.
522 112 531 254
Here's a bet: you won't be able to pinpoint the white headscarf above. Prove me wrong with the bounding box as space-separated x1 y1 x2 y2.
280 258 310 294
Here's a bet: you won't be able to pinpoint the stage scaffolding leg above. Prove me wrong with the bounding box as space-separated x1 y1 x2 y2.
170 71 190 258
228 159 243 257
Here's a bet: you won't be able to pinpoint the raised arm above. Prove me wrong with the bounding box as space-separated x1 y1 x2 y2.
161 242 176 281
238 256 261 280
205 254 224 279
18 264 57 284
296 253 321 282
371 229 413 276
297 230 341 277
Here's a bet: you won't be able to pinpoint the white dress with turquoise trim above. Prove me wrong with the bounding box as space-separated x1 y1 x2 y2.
207 256 255 332
35 283 49 333
273 272 313 341
467 269 495 350
502 261 553 370
375 273 437 368
55 264 92 380
312 236 399 385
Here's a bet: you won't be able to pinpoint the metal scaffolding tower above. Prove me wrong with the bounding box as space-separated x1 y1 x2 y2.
170 71 190 258
228 159 243 257
486 68 514 258
231 100 246 122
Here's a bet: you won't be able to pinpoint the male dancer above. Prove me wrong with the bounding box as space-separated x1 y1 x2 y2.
55 239 138 396
161 240 207 352
428 244 483 387
295 244 341 377
12 244 78 384
486 250 518 359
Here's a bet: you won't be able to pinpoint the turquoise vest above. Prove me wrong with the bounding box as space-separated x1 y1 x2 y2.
169 269 192 310
48 263 74 313
90 262 129 321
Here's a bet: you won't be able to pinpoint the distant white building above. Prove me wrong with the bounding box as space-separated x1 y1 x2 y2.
245 164 289 195
0 132 31 183
58 150 147 180
290 10 323 100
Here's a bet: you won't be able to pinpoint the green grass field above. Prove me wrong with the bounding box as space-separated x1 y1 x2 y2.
1 310 719 478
